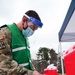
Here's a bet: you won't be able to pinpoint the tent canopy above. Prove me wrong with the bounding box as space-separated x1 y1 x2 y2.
59 0 75 42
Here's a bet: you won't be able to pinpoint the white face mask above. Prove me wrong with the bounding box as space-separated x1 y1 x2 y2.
22 27 34 37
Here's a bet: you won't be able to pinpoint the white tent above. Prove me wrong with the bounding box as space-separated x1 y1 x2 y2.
59 0 75 42
58 0 75 75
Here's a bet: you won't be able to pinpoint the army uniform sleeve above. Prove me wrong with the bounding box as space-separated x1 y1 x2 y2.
0 26 33 75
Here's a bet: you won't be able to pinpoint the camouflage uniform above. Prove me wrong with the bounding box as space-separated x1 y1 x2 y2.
0 26 33 75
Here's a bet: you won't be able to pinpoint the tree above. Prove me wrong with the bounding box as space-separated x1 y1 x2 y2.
36 47 51 73
49 49 57 65
36 47 51 61
36 47 58 73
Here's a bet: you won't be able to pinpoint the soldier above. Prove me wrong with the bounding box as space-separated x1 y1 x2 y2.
0 10 43 75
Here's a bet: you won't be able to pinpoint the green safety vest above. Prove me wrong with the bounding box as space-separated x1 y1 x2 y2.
7 23 33 70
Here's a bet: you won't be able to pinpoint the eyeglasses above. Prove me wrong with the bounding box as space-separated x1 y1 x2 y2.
27 21 38 31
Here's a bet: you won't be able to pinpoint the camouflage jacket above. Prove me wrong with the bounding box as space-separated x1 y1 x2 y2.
0 26 33 75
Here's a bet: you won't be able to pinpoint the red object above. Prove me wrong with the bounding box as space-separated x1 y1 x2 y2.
64 48 75 75
44 69 59 75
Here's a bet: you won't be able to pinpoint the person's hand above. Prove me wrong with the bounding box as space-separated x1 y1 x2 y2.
33 70 41 75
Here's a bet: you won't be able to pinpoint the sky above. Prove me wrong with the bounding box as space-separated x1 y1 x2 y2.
0 0 74 59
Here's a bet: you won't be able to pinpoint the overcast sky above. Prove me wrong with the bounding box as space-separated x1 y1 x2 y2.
0 0 74 59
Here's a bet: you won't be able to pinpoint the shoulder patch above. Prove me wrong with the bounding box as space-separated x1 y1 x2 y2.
0 35 4 40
